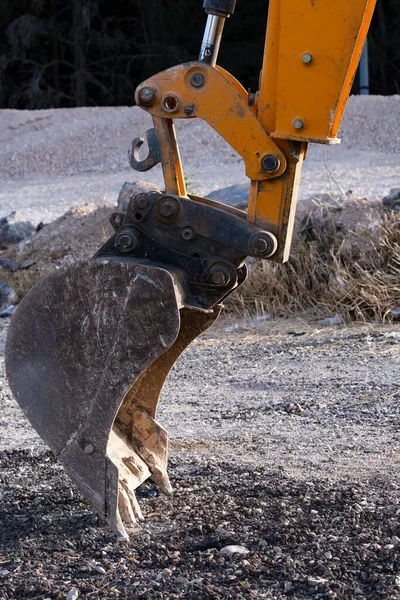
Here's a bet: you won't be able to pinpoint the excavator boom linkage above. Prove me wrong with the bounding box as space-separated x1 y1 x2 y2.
6 0 376 536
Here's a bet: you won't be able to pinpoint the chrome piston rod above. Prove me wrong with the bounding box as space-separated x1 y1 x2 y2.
199 14 226 66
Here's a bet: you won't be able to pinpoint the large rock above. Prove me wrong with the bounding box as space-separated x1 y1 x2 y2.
207 183 249 209
0 212 35 249
0 283 18 312
382 188 400 212
117 181 160 213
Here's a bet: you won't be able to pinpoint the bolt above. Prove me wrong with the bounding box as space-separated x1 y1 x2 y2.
84 444 94 455
301 53 313 65
184 105 195 115
248 232 277 258
248 92 256 107
209 265 231 287
182 227 195 241
261 154 281 173
158 197 180 220
293 118 304 130
111 213 123 228
136 195 148 209
190 72 205 88
138 87 156 105
115 230 138 252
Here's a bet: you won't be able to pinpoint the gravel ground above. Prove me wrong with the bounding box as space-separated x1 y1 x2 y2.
0 318 399 599
1 96 400 225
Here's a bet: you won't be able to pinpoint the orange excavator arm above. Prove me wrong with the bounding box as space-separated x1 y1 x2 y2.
6 0 377 538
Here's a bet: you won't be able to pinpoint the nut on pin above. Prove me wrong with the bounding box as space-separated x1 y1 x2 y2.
208 264 231 287
115 230 139 252
157 197 181 221
248 232 277 258
137 86 157 106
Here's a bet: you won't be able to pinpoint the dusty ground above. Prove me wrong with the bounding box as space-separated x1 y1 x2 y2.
0 97 399 599
0 318 399 599
1 96 400 225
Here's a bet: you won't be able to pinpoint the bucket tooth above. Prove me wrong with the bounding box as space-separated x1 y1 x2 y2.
5 259 220 537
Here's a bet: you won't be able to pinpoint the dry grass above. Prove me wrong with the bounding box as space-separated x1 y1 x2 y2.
1 203 399 323
0 270 42 299
226 210 400 322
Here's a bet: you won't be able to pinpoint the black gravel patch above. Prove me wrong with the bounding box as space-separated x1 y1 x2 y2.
0 450 399 600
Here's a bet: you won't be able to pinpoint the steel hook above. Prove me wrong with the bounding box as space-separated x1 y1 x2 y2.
128 128 161 172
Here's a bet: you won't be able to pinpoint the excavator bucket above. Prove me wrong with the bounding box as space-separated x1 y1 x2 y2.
5 258 220 538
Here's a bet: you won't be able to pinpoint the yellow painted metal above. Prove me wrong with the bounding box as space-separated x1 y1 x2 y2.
152 116 187 197
135 62 287 182
134 0 375 261
247 141 307 262
258 0 377 144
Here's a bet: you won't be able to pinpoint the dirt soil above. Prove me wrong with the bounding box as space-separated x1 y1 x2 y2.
0 319 399 599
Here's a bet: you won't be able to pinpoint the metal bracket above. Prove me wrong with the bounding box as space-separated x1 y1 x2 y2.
135 62 287 182
128 128 161 172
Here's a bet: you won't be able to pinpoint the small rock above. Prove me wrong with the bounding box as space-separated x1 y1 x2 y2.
0 258 19 272
310 509 319 516
0 212 35 249
308 576 328 587
162 568 172 578
216 524 234 537
66 590 79 600
20 258 35 269
387 332 400 340
156 568 172 582
284 582 293 592
354 587 364 596
286 402 304 415
382 188 400 212
0 283 18 312
117 181 160 213
0 305 16 318
0 570 10 576
207 183 248 209
319 314 343 326
384 544 395 551
191 577 204 585
220 545 250 557
391 535 400 546
175 577 189 586
389 308 400 319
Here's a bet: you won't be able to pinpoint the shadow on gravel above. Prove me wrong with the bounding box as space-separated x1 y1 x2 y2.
0 450 399 600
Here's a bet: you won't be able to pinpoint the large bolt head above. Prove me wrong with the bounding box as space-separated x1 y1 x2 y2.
209 265 231 287
248 232 278 258
261 154 281 173
190 72 205 88
138 87 156 106
115 230 138 252
136 194 148 209
158 197 180 221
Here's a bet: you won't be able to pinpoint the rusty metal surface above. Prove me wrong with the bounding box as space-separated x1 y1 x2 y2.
5 259 188 537
135 61 287 182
